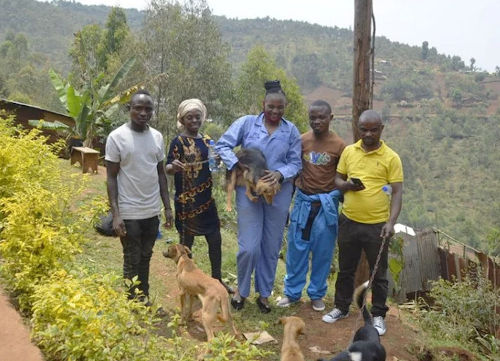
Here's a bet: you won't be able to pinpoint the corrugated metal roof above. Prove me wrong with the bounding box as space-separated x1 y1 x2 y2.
0 98 71 120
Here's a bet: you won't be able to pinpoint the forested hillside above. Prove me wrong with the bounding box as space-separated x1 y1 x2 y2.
1 0 499 254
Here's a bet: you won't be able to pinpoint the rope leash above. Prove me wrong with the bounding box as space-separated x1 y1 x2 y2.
350 235 388 341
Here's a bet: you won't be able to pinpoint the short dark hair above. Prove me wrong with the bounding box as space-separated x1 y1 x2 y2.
310 100 332 114
264 80 286 98
131 89 152 99
359 109 382 123
128 89 153 110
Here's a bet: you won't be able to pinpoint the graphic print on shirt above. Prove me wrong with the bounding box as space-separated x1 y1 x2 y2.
303 151 331 166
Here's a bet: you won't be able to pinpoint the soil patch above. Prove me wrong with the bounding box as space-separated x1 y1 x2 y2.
0 286 44 361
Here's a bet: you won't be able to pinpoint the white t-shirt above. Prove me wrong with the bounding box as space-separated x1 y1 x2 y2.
105 123 165 220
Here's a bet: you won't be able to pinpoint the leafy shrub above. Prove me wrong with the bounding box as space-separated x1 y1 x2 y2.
416 274 499 358
0 115 66 202
31 269 168 361
0 115 84 310
0 187 83 309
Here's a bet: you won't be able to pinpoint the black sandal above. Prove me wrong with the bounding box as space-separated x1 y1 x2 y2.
231 297 245 310
256 297 271 314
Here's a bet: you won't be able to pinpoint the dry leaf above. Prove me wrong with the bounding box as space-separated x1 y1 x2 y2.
243 331 277 345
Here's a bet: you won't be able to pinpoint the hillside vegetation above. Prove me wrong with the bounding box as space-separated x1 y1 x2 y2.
0 0 499 254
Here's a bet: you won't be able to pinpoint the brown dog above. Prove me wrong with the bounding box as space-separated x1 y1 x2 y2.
280 316 306 361
163 244 238 341
226 147 281 211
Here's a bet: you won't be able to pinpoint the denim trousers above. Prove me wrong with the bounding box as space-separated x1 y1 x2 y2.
121 216 159 299
334 214 390 317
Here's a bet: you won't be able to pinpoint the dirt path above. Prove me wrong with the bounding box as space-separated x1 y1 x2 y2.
0 286 44 361
150 248 420 361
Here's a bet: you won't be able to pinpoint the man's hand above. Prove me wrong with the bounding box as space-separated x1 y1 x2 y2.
345 179 365 192
164 208 173 228
261 170 282 185
380 222 395 239
112 215 127 237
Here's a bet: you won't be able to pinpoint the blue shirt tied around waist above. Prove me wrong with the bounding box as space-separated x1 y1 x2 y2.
284 188 342 301
294 189 342 230
215 113 301 299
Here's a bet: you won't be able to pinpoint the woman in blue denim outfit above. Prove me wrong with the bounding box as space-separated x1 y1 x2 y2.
215 80 302 313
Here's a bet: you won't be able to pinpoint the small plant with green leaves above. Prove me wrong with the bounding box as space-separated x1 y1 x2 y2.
415 272 499 359
388 236 405 295
203 333 273 361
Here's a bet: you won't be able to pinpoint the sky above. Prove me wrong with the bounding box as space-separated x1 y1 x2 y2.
40 0 500 72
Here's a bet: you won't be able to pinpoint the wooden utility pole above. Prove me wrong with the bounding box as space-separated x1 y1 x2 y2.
352 0 373 142
352 0 373 286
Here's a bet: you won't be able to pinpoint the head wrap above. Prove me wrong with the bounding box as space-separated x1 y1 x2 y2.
176 98 207 130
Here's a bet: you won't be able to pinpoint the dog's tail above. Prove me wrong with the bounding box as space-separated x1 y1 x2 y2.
354 280 372 325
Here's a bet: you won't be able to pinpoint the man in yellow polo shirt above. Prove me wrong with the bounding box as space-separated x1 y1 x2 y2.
322 110 403 336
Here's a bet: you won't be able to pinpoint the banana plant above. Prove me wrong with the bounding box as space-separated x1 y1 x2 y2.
47 57 136 147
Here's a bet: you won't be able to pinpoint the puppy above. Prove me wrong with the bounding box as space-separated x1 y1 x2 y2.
163 244 238 341
318 281 386 361
225 147 280 211
280 316 305 361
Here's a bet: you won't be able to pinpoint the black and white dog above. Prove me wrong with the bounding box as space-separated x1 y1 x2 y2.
318 281 386 361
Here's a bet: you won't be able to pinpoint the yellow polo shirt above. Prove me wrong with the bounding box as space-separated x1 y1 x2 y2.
337 140 403 224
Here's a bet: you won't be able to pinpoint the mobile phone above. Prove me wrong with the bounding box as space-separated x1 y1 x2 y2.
350 177 364 187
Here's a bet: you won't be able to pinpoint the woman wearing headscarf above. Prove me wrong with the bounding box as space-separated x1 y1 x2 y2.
166 98 233 293
215 81 302 313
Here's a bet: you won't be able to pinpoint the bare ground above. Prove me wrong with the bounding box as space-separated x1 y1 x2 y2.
0 286 44 361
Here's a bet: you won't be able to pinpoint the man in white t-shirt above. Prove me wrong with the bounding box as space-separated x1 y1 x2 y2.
105 89 173 303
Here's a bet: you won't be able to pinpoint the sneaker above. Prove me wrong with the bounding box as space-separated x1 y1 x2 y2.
311 299 325 312
276 296 298 308
322 308 348 323
373 316 386 335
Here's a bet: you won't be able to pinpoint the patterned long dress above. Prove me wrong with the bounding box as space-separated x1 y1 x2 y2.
166 134 220 236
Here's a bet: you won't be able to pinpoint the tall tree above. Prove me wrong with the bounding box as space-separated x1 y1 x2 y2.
100 7 129 68
69 24 104 87
69 7 131 88
235 46 308 133
421 41 429 60
469 57 476 72
142 0 232 140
